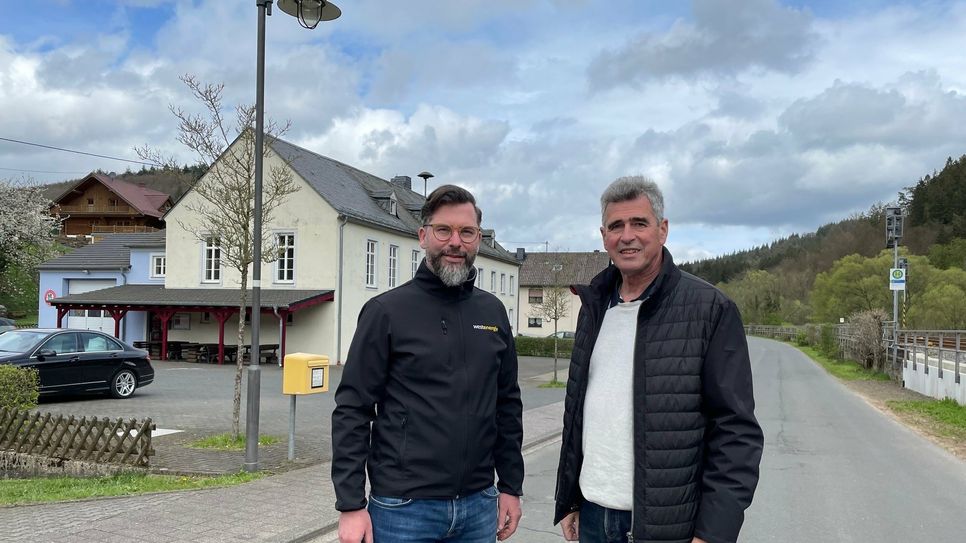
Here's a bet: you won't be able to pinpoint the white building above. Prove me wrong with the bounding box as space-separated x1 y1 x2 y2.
516 251 611 337
45 137 521 364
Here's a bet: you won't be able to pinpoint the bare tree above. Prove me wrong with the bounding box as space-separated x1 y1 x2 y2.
138 75 300 439
530 286 570 383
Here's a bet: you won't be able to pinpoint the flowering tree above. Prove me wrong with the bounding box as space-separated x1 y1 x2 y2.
0 179 59 301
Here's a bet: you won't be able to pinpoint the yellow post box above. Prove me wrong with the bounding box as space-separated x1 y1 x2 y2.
283 353 329 394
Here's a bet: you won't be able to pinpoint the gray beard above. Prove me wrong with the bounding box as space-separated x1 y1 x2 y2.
428 251 476 287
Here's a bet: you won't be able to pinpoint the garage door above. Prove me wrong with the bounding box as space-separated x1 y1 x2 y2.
66 279 117 332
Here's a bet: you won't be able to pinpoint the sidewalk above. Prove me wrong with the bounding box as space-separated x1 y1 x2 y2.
0 401 564 543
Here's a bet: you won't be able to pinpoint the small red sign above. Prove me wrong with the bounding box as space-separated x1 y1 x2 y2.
44 289 56 306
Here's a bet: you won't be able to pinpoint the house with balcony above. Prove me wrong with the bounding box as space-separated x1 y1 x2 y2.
50 172 173 236
41 137 521 364
517 250 611 336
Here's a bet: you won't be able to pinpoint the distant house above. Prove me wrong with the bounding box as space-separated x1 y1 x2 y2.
50 172 173 236
517 250 611 336
41 137 521 364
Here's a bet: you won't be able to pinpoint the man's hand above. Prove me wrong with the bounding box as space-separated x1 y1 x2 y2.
338 509 373 543
691 538 707 543
560 511 579 541
496 493 522 541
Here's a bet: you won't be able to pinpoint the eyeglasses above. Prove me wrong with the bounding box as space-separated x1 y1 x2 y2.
423 223 481 243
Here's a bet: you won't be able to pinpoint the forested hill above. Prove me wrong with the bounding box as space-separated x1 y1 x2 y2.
680 153 966 285
40 165 206 203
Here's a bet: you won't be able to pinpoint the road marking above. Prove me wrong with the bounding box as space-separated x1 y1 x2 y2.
115 428 183 437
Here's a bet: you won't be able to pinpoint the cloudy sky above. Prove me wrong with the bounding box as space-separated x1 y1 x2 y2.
3 0 966 261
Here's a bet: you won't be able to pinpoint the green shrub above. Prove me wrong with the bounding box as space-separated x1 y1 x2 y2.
0 365 40 410
513 336 574 358
795 329 809 346
819 324 839 359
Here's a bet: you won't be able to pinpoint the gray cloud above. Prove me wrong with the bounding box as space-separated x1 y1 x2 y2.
587 0 817 90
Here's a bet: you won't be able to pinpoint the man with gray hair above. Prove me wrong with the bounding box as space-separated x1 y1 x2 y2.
554 176 763 543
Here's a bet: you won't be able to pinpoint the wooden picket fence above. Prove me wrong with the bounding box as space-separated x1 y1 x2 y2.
0 408 155 467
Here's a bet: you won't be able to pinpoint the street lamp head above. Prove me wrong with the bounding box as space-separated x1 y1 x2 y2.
277 0 341 29
417 171 434 198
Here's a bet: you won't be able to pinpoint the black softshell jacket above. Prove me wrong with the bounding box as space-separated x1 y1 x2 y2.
554 248 763 543
332 261 524 511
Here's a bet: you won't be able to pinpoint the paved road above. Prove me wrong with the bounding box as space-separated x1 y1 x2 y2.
513 337 966 542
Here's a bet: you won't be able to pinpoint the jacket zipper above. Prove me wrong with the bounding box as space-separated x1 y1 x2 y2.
456 305 468 497
441 318 448 335
628 295 651 543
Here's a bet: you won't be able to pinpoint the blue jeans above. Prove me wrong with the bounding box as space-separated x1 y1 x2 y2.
368 486 499 543
579 501 631 543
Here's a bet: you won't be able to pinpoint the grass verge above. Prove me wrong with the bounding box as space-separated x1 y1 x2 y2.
0 471 263 506
188 433 281 450
795 345 891 381
887 398 966 440
538 380 567 388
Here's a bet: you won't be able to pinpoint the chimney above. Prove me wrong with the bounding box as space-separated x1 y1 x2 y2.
481 229 496 248
391 175 412 190
516 248 526 261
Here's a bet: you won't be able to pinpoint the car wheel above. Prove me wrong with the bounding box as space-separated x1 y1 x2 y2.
110 369 138 399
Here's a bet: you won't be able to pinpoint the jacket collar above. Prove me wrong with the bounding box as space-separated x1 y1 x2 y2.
412 259 477 300
584 246 680 306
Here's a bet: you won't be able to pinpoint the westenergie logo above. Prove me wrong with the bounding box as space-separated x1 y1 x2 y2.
473 324 499 332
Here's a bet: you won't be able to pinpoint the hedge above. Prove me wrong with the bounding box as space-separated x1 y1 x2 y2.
0 365 40 410
514 336 574 358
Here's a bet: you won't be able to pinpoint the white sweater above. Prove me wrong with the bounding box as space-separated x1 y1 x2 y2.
579 299 642 511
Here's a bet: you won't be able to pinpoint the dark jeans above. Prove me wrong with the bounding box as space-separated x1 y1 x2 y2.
579 501 631 543
368 486 499 543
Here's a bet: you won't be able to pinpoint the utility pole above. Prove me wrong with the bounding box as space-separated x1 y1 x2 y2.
886 207 905 371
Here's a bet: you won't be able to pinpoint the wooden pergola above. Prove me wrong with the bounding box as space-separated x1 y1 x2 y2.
49 285 334 364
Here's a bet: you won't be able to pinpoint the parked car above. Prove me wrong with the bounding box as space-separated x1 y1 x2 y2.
0 317 15 334
547 331 576 339
0 329 154 399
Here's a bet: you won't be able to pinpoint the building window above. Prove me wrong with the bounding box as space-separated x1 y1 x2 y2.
276 233 295 283
203 236 221 282
529 288 543 304
509 309 514 333
509 275 515 296
150 254 166 279
389 194 398 217
388 245 399 288
411 249 420 278
490 271 496 292
500 273 506 294
366 240 377 288
477 267 483 288
199 312 212 324
108 198 117 207
528 317 542 328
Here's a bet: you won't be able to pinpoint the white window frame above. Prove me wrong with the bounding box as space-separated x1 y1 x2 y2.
411 249 420 278
528 317 542 328
202 236 221 283
490 271 496 292
275 232 296 284
388 244 399 288
509 275 515 296
477 267 483 288
389 194 398 216
500 273 506 295
366 239 378 288
150 253 166 279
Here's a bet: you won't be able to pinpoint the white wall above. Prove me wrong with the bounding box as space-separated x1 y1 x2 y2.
517 286 582 337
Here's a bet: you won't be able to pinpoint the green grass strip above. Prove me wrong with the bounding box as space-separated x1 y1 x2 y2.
538 380 567 389
887 398 966 439
794 345 891 381
188 433 281 450
0 471 263 506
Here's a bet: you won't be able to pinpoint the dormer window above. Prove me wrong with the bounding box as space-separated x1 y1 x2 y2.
389 193 398 217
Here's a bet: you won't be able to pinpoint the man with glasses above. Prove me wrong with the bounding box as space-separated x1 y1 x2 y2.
332 185 524 543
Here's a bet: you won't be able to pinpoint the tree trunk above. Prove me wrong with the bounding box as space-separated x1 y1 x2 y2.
553 321 559 383
232 270 248 440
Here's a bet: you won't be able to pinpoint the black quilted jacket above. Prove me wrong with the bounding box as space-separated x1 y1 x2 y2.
553 248 763 543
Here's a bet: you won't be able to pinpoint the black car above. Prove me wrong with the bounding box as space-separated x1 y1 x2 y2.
0 317 16 334
0 329 154 399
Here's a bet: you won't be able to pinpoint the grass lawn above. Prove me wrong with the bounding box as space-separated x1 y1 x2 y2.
188 433 281 450
0 471 263 506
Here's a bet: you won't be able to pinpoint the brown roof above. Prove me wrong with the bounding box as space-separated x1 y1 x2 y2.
53 172 172 218
518 251 612 287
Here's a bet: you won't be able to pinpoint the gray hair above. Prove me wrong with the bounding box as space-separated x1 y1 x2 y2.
600 175 665 224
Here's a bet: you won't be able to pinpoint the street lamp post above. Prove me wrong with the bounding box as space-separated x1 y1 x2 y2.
246 0 341 473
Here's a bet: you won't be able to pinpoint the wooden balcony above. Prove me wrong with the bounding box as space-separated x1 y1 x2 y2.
91 225 159 234
56 204 136 215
